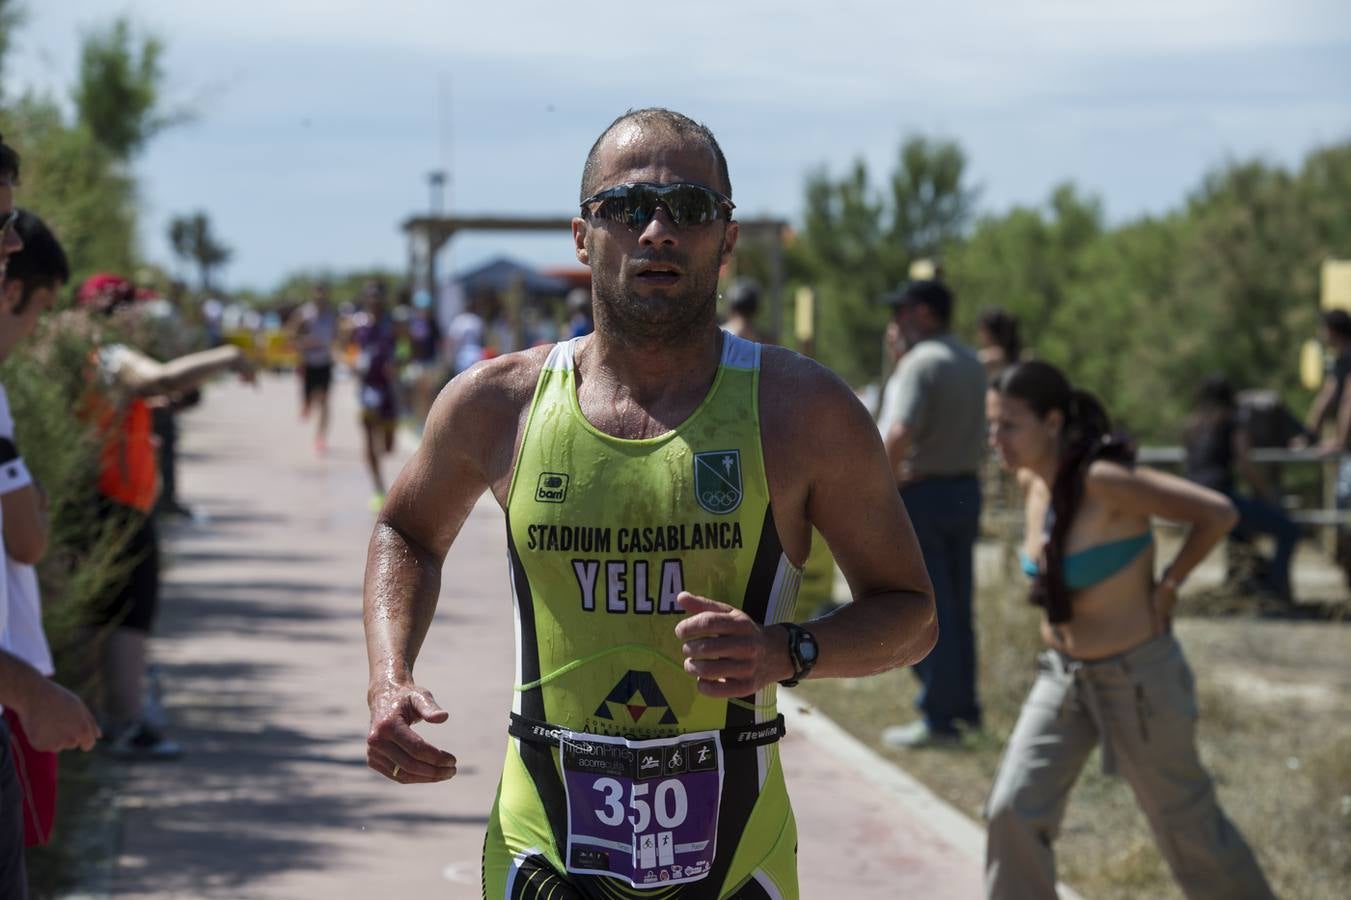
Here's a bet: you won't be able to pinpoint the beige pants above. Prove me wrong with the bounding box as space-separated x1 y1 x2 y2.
985 633 1274 899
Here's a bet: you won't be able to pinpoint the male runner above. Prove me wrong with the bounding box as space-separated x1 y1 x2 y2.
288 281 339 453
363 108 936 899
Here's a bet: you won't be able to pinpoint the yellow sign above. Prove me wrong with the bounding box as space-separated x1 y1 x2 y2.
1300 339 1325 391
794 286 815 343
909 258 937 280
1321 259 1351 311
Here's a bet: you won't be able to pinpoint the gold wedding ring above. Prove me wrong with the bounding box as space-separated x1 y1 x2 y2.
392 764 401 778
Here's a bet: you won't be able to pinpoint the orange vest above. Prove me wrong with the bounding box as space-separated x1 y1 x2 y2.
88 392 159 513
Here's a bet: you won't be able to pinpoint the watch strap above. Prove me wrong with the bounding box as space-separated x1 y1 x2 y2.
778 622 818 688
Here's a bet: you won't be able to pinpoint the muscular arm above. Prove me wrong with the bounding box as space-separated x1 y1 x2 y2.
678 350 937 697
795 364 937 677
362 351 541 782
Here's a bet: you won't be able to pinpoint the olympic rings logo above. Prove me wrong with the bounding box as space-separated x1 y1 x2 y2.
701 490 741 508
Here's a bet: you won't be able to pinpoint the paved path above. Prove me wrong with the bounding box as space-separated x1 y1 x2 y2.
100 374 986 899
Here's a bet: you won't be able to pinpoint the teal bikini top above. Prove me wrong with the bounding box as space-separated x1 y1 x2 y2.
1020 533 1153 591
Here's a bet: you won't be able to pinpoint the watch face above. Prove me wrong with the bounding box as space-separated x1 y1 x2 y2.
799 637 819 664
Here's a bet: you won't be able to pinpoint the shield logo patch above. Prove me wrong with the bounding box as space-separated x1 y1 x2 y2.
693 450 743 515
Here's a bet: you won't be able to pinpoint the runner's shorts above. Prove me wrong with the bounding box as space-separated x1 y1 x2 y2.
2 709 57 846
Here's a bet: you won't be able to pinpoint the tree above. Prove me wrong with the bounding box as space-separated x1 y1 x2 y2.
0 96 139 287
169 211 232 294
0 0 24 90
71 17 177 160
790 136 977 383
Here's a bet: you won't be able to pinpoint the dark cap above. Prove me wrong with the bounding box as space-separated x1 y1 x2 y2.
884 279 953 322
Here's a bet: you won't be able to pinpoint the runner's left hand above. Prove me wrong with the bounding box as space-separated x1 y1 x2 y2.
674 592 788 698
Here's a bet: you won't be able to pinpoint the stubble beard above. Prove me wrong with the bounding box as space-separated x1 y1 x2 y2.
591 262 720 350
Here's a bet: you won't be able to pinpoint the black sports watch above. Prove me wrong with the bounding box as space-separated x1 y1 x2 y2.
777 622 819 688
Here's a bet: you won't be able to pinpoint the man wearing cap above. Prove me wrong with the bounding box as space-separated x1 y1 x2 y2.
878 279 988 748
364 107 937 898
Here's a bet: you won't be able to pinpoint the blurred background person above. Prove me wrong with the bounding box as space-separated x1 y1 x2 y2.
1183 376 1299 606
976 306 1022 383
353 280 399 508
877 279 987 747
723 276 766 342
447 292 487 376
76 272 253 759
565 287 594 338
287 281 339 454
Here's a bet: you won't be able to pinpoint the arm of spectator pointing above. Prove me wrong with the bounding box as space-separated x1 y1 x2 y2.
103 343 252 398
362 353 534 783
0 649 100 752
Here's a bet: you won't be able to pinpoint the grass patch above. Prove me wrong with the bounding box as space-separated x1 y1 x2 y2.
796 551 1351 900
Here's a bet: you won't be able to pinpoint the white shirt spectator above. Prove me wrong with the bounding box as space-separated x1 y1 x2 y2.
0 384 45 678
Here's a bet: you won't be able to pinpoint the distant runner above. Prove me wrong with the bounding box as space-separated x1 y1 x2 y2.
363 107 936 898
288 281 339 453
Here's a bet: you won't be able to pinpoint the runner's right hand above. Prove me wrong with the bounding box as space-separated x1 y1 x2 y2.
25 681 100 752
366 682 458 784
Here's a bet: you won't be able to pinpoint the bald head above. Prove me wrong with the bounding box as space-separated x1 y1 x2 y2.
579 108 731 202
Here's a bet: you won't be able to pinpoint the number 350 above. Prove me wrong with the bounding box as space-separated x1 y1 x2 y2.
593 778 689 831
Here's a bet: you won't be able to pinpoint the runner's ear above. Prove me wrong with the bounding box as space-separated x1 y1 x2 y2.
572 217 589 265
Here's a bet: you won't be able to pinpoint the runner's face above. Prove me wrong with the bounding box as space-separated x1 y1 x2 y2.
573 126 738 343
987 389 1057 471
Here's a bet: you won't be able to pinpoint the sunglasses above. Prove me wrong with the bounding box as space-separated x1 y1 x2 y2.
581 182 735 230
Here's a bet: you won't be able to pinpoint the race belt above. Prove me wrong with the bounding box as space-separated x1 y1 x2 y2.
508 712 785 749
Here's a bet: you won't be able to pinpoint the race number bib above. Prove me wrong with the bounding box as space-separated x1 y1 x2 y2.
562 730 724 889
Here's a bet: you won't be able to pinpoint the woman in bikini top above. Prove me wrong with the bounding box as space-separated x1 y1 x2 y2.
988 361 1235 659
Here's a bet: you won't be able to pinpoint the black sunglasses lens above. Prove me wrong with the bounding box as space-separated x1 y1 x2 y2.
660 185 718 226
589 184 725 228
594 190 656 228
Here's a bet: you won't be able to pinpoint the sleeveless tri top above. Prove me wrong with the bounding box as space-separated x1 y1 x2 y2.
490 333 804 896
504 332 802 737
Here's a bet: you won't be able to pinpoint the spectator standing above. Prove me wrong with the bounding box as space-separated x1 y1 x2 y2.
878 279 988 747
76 273 253 759
1296 309 1351 569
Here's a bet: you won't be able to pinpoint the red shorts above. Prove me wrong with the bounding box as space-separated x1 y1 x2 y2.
2 708 58 846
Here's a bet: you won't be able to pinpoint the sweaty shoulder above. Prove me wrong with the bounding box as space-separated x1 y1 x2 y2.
424 344 553 493
758 345 880 466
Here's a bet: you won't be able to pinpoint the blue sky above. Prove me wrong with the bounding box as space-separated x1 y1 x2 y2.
8 0 1350 292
